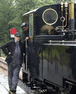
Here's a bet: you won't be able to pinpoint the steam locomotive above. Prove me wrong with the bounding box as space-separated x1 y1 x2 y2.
22 1 76 94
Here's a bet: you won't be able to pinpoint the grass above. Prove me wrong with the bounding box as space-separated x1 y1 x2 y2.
0 50 6 58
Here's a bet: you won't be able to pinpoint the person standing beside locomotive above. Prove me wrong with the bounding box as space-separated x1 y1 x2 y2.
1 32 24 94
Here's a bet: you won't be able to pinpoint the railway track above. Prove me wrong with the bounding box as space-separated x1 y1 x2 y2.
0 57 23 79
0 57 8 76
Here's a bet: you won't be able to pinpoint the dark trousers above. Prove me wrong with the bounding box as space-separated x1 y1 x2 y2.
8 63 21 90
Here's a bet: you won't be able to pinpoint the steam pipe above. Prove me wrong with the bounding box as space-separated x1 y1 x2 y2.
61 2 64 29
68 3 71 29
70 1 74 30
56 2 68 31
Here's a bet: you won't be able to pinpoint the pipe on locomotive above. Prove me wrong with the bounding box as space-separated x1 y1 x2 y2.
56 2 68 31
61 2 64 29
56 1 74 32
68 1 74 30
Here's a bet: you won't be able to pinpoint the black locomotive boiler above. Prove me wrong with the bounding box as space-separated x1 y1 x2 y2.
22 1 76 94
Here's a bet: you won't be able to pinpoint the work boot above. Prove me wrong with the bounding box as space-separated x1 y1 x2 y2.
9 90 16 94
12 90 16 94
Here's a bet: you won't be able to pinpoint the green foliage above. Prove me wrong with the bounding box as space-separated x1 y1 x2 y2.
53 0 71 4
0 0 15 45
1 50 6 58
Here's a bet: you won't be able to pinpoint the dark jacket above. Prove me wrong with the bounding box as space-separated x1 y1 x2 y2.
23 29 29 40
1 39 24 65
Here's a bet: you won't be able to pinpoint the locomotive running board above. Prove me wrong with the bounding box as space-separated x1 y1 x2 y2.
49 40 76 43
